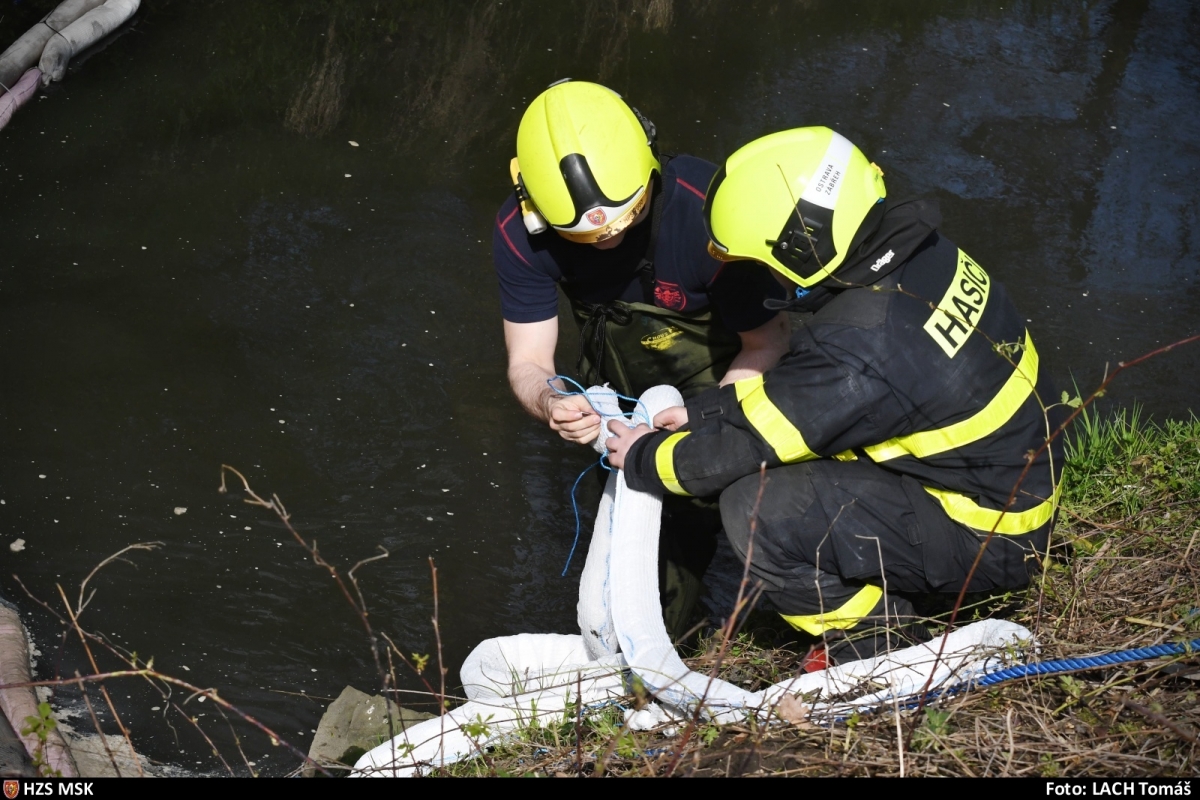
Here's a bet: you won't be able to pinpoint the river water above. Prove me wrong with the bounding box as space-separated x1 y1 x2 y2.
1 0 1197 775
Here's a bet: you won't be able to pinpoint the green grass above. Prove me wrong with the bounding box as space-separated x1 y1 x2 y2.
1063 404 1200 521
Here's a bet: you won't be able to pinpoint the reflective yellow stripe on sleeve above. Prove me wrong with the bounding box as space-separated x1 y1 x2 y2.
655 431 693 497
865 333 1039 463
734 375 817 464
923 480 1062 536
779 585 884 636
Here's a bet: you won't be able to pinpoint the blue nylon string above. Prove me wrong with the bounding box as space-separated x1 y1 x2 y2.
547 376 648 576
546 375 652 427
561 460 599 577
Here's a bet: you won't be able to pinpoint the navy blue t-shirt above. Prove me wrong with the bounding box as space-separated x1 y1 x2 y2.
493 155 783 332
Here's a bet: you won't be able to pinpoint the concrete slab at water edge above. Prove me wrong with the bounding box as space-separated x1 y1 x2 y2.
0 707 36 777
304 686 434 777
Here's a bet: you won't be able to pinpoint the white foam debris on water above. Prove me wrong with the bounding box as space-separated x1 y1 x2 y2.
174 507 187 515
10 539 25 552
349 141 359 147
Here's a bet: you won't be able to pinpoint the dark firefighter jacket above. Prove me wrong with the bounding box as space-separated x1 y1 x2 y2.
623 199 1066 546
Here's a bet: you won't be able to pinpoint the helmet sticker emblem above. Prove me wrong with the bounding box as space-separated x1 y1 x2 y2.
586 208 608 226
654 280 687 311
801 132 854 211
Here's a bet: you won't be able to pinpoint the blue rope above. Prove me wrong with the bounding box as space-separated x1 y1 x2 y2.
887 636 1200 715
548 376 649 576
970 637 1199 688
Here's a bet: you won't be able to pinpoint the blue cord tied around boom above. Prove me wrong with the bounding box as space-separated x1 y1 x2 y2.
546 376 652 576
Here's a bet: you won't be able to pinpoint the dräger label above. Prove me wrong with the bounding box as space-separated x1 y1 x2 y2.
923 249 991 358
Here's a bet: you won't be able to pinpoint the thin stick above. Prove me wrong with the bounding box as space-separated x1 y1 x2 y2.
56 584 144 778
218 466 389 687
663 461 769 778
172 699 235 776
1120 698 1198 744
74 675 120 776
575 671 584 776
428 557 447 716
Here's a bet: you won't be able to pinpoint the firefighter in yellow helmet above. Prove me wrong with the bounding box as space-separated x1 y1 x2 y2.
607 127 1066 662
494 81 790 638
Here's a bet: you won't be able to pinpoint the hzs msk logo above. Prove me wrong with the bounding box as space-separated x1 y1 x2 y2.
3 780 18 800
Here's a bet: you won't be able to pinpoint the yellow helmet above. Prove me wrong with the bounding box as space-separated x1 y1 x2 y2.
703 127 887 287
514 80 660 243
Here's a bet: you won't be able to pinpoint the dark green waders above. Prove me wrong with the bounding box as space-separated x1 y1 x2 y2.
571 299 744 404
570 296 744 642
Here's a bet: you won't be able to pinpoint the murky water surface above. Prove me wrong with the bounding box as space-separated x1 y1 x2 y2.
1 0 1197 774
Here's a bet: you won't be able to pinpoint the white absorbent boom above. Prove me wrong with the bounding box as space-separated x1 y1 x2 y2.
354 386 1032 776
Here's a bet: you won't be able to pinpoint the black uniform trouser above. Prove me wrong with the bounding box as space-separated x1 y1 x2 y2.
718 459 1044 630
659 494 720 640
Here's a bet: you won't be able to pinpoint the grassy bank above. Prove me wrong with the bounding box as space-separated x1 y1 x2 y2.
442 409 1200 777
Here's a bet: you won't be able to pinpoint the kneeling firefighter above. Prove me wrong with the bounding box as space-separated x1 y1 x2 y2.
606 127 1066 662
494 81 790 640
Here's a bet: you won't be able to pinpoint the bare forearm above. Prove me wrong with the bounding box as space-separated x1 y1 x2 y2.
721 346 786 384
508 360 558 422
720 312 791 386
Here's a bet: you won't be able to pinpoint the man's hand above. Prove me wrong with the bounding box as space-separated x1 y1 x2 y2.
505 318 602 445
605 420 655 470
654 406 689 431
548 394 601 443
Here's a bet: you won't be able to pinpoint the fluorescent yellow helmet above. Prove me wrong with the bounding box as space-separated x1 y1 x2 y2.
514 80 660 243
703 127 887 287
